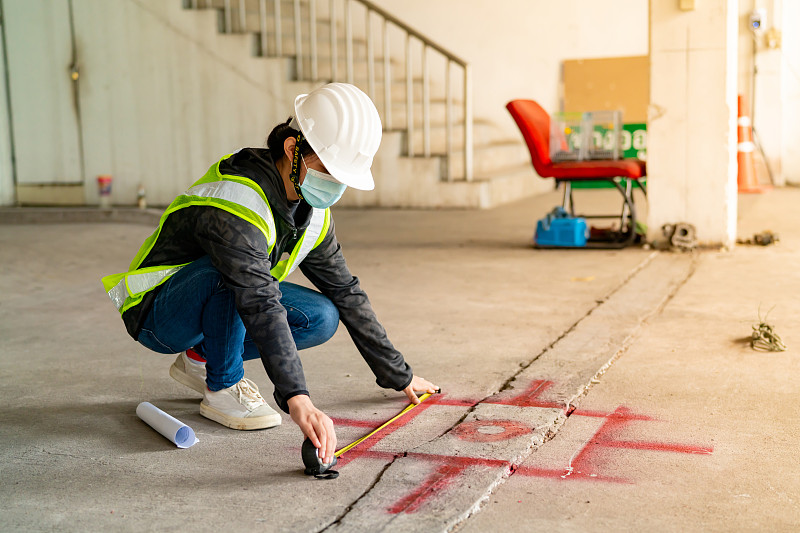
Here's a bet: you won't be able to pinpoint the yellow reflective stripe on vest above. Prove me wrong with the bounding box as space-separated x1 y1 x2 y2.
270 207 330 281
106 265 186 311
101 154 333 314
185 180 277 250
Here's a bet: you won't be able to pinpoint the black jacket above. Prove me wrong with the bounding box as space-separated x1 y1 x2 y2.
122 148 413 412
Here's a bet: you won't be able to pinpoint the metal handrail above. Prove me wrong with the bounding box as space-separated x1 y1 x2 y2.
206 0 473 181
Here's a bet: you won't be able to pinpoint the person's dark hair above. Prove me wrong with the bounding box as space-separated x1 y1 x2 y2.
266 117 314 163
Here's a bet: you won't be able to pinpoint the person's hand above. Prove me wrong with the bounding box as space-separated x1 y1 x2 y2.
287 395 337 464
403 375 440 405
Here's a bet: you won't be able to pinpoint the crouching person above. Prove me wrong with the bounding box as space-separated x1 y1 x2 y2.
101 83 438 464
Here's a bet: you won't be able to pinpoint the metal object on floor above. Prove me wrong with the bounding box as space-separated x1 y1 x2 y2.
548 178 646 249
662 223 697 251
302 437 339 479
737 230 779 246
751 308 787 352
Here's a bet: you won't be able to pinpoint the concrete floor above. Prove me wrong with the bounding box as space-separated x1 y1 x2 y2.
0 187 797 532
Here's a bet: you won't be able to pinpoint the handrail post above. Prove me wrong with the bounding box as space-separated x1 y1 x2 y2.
259 0 268 55
345 0 353 84
463 64 473 181
330 0 337 81
422 44 430 158
309 0 318 80
274 0 283 56
406 33 414 157
288 0 472 181
383 19 391 130
294 0 303 77
224 0 232 33
238 0 246 32
445 60 453 181
366 9 375 101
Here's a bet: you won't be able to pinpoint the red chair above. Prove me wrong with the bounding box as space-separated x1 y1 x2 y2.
506 99 647 248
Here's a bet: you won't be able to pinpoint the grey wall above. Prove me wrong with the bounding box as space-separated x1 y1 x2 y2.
3 0 316 206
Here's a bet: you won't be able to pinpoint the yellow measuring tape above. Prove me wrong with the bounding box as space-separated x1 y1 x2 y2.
334 393 433 457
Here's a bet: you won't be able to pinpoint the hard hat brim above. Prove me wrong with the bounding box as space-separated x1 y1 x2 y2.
327 166 376 191
294 91 378 191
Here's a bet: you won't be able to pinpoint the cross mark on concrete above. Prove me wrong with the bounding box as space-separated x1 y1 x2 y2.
329 381 713 514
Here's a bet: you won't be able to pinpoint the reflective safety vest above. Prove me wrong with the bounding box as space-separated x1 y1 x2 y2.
101 155 331 314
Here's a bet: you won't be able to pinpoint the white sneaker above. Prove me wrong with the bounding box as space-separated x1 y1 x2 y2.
200 378 282 430
169 351 207 393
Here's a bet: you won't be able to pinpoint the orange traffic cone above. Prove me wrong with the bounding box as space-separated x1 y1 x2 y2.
737 95 768 194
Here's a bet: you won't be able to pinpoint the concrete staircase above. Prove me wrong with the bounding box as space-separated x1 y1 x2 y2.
183 0 539 208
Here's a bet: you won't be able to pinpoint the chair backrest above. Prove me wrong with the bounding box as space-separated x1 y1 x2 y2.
506 99 553 175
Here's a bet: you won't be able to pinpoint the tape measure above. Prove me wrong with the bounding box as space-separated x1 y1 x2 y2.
302 391 437 479
335 392 434 457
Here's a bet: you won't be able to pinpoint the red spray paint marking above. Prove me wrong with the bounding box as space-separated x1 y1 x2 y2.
330 417 380 428
571 408 654 420
569 406 650 474
596 440 713 455
387 463 467 514
333 447 510 469
525 406 715 484
386 381 559 410
434 398 479 407
332 396 440 467
326 388 713 514
402 405 712 512
434 380 562 409
485 379 562 408
429 381 560 409
451 420 532 443
351 449 509 469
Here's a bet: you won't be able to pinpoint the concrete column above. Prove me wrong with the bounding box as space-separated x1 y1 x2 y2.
647 0 739 248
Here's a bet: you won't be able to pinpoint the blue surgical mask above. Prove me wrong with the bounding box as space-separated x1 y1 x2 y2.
300 158 347 208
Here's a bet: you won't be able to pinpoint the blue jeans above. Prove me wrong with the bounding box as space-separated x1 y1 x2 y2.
138 255 339 391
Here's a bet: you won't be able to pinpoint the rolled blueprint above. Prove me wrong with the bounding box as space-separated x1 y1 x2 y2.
136 402 199 448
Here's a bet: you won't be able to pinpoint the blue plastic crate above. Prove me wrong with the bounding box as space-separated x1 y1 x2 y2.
535 207 588 247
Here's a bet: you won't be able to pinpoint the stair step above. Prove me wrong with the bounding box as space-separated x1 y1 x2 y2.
186 3 459 87
466 162 535 182
383 99 465 126
407 120 506 153
186 0 535 207
190 2 371 45
444 141 530 178
190 0 384 42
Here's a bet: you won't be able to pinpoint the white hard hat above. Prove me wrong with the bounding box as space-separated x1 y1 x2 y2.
293 83 382 191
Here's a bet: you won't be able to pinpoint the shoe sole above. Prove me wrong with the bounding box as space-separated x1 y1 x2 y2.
199 402 282 430
169 362 205 394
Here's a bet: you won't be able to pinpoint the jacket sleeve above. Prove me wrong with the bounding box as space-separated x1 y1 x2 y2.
193 208 309 413
299 218 414 392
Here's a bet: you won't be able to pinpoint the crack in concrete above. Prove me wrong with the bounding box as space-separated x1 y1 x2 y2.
447 253 700 532
317 455 400 532
566 254 699 409
443 415 570 533
500 250 660 390
21 447 110 464
325 251 693 532
414 251 661 450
